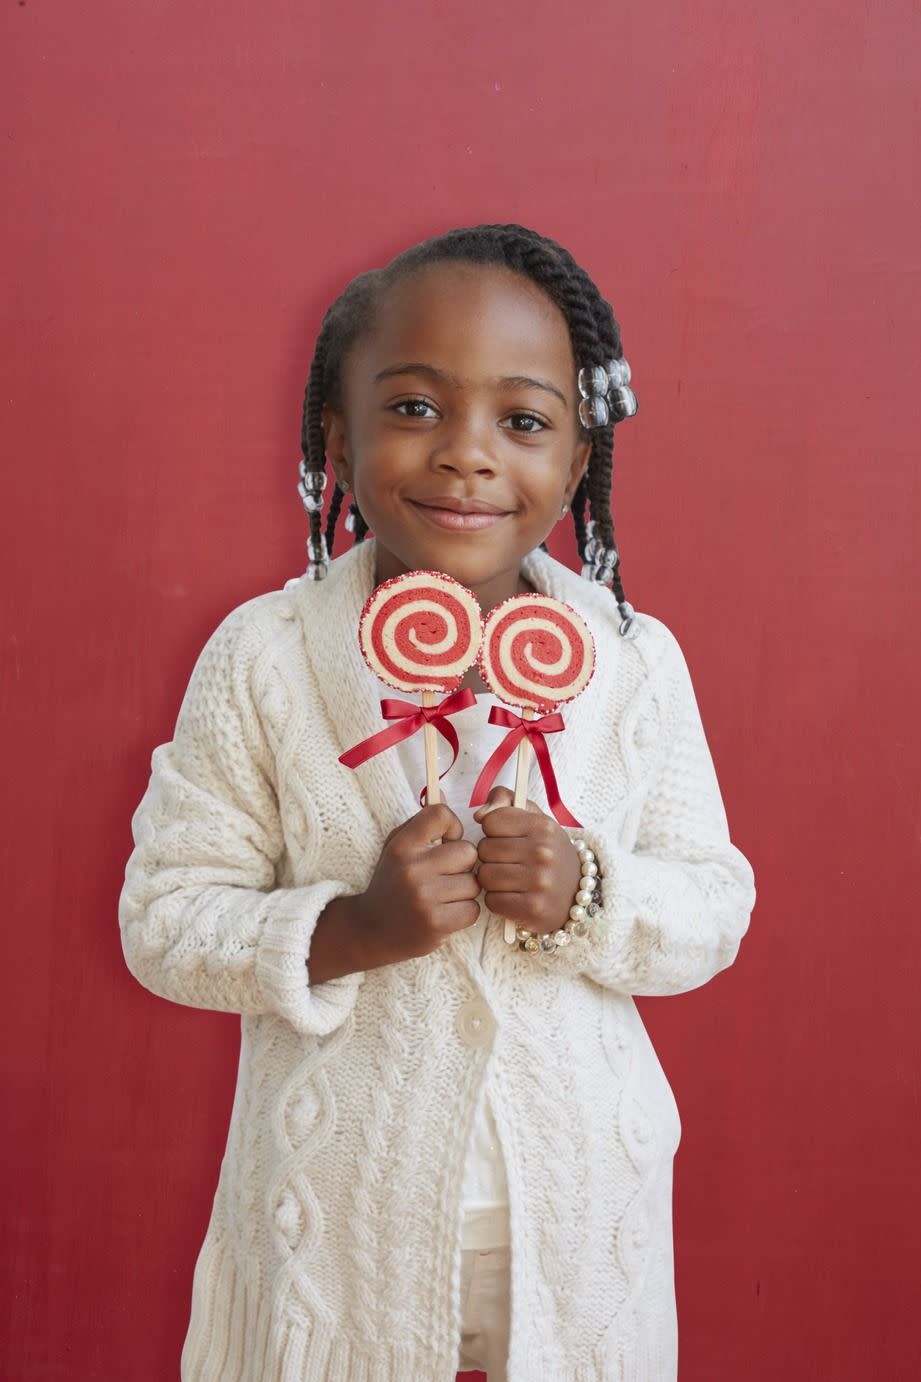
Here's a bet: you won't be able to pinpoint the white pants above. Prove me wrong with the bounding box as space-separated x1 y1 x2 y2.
455 1244 511 1381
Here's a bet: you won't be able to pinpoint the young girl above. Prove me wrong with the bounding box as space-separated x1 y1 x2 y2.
119 223 756 1382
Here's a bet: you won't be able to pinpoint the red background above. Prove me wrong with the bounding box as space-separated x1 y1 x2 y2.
3 3 919 1378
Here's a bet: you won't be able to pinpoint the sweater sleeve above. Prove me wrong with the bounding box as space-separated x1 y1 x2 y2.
117 603 364 1037
533 627 756 995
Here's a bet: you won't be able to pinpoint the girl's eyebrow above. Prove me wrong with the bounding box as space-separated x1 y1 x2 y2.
373 362 569 407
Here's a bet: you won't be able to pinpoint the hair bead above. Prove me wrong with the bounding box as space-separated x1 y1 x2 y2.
305 527 329 580
617 600 639 638
298 460 328 514
578 363 610 398
609 385 638 420
606 358 631 389
581 541 619 583
578 394 610 428
298 461 328 493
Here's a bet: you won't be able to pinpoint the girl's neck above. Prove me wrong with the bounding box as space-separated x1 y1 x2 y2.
471 566 538 613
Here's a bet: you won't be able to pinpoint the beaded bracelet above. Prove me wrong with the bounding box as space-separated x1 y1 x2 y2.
507 838 603 955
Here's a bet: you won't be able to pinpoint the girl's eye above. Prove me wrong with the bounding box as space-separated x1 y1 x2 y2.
392 398 438 418
503 412 547 434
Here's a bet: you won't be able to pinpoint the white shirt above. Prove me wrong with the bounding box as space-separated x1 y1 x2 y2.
391 690 538 1249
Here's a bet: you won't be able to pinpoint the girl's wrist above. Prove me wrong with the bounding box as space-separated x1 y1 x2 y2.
308 892 380 984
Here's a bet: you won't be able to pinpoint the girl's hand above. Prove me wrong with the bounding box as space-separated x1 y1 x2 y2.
473 786 583 935
350 803 482 967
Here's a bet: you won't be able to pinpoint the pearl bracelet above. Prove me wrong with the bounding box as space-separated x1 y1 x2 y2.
508 838 603 955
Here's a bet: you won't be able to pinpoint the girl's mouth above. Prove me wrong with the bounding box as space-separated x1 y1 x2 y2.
408 500 510 531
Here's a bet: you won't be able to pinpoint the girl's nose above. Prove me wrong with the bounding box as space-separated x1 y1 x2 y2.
429 419 498 477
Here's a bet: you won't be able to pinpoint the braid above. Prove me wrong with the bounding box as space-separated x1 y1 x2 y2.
571 471 590 555
324 483 345 554
298 337 330 577
297 224 637 632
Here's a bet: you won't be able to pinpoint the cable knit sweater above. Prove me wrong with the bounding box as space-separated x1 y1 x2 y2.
118 536 756 1382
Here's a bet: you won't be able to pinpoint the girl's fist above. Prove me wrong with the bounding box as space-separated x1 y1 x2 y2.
473 787 583 934
352 803 482 966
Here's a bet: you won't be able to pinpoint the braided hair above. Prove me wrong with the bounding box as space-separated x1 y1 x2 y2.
298 222 638 636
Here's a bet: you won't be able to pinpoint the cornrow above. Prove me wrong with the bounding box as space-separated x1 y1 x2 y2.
297 224 638 635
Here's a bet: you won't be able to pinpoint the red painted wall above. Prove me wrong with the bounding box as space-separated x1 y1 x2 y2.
3 2 918 1378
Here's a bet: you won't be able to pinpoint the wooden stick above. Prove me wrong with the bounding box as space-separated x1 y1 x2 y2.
421 690 441 807
513 707 534 809
504 707 535 944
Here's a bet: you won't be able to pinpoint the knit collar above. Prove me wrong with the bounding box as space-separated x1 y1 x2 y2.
290 537 628 842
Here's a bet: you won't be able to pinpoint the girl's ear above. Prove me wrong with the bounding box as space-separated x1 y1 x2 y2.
321 405 352 491
565 437 592 505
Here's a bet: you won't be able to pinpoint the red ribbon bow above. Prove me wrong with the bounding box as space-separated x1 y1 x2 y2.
468 705 582 828
339 687 477 805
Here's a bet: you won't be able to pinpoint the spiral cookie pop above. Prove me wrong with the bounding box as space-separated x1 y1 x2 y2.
339 570 484 807
477 593 595 713
473 594 596 941
359 570 483 694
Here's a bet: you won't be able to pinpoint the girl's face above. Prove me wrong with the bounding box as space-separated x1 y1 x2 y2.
322 262 592 606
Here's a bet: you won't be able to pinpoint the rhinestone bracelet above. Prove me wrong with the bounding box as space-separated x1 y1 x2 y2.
509 838 603 955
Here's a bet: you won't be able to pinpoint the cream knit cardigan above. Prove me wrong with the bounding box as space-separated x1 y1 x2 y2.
118 536 756 1382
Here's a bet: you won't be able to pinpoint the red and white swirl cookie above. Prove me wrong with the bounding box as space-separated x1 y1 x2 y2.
477 594 595 713
359 570 484 693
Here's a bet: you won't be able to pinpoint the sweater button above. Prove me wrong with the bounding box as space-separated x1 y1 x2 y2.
455 999 495 1048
